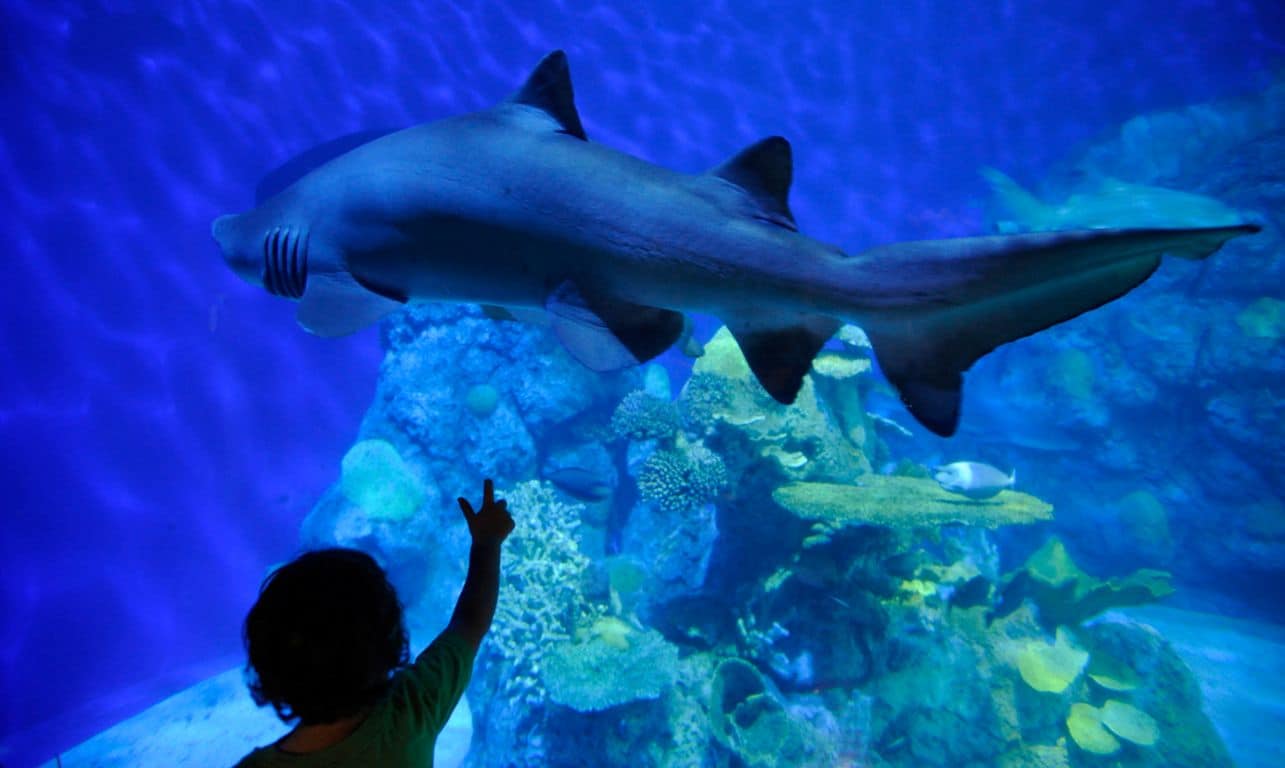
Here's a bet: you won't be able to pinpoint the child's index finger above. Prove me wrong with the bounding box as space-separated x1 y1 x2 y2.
483 478 494 507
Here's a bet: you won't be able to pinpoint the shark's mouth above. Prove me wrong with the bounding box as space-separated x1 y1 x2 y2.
263 226 308 299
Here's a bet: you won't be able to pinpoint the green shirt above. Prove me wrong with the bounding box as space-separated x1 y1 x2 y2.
235 630 476 768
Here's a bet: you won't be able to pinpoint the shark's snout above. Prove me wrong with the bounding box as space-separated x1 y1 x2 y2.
212 213 266 288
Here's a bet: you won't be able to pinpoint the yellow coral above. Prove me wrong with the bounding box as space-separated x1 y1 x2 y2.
1015 628 1088 693
1101 699 1159 746
1067 703 1120 755
589 616 634 651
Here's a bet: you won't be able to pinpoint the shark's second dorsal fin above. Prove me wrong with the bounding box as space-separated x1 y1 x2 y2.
511 50 587 140
711 137 797 231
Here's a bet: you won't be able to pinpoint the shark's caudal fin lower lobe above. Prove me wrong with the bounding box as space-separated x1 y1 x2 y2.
855 224 1259 436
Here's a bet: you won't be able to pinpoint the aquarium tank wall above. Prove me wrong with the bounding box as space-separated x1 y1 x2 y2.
2 1 1283 767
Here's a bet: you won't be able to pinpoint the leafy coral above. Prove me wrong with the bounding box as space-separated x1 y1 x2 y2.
1101 699 1160 747
772 476 1053 531
1066 702 1121 755
992 537 1174 630
540 626 679 712
1014 627 1088 693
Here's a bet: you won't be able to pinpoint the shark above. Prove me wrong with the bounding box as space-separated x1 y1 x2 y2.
212 50 1258 437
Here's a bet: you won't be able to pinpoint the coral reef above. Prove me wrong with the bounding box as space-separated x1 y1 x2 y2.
541 625 679 712
772 476 1054 531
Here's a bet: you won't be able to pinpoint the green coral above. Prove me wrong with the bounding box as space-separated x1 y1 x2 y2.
463 383 500 417
992 537 1175 630
637 441 728 513
338 439 425 522
1014 627 1088 693
1067 702 1121 755
540 626 679 712
1235 296 1285 339
772 476 1053 530
488 481 602 706
609 390 681 441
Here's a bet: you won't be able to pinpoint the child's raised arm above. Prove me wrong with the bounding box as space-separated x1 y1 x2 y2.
446 479 515 651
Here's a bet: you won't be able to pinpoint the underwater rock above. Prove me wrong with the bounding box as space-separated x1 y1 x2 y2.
541 442 617 503
680 327 872 483
772 475 1053 531
1080 615 1234 767
707 657 844 767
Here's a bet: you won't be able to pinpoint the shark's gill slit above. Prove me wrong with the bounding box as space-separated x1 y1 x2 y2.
263 227 307 299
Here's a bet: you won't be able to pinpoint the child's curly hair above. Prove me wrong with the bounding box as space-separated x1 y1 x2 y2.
243 548 409 724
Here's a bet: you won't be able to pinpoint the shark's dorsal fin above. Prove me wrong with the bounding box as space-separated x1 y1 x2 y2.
725 314 839 404
711 136 797 231
546 281 684 370
511 50 587 140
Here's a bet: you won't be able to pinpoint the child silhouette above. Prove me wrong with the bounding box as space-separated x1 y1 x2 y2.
235 479 514 766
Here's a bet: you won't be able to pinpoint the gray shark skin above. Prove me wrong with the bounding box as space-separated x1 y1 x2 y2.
212 50 1259 437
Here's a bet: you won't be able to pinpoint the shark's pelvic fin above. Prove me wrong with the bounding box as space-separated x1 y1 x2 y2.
296 269 405 337
725 314 840 403
546 281 684 370
510 50 587 140
711 136 797 231
859 223 1260 436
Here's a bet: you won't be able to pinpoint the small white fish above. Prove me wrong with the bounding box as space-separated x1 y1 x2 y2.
933 462 1015 499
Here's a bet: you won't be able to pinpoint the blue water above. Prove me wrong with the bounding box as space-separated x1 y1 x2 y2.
2 1 1282 766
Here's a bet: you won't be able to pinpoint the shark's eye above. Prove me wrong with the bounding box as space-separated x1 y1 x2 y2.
263 227 308 299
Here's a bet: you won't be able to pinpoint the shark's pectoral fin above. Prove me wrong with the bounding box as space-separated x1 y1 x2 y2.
711 136 797 231
546 282 684 370
509 50 587 140
296 269 405 337
726 315 840 403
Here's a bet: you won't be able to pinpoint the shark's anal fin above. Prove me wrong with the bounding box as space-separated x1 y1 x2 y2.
296 269 405 337
510 50 587 140
546 281 684 370
726 315 840 404
711 136 797 231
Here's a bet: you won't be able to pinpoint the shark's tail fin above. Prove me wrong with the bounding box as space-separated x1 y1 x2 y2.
853 224 1259 436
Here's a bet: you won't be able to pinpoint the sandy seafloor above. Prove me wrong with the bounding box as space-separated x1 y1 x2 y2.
34 607 1284 768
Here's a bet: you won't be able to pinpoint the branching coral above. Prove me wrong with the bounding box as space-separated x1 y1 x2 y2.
609 390 681 442
487 481 603 706
637 441 728 513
